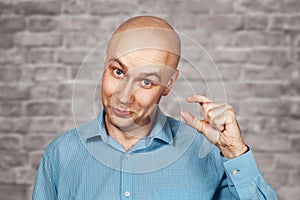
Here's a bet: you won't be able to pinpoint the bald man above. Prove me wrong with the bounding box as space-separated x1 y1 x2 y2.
32 16 277 199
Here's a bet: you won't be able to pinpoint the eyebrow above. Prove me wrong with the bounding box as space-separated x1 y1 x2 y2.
109 58 128 72
109 58 161 80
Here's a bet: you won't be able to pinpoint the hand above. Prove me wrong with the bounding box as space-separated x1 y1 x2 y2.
180 95 248 158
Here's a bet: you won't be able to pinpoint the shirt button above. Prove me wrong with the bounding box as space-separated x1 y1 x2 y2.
232 169 239 175
125 153 130 158
124 191 130 197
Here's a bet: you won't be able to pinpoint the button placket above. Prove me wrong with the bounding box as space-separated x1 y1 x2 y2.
121 153 133 199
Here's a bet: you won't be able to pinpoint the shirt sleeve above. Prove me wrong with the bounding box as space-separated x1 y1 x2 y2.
32 150 57 200
213 149 278 200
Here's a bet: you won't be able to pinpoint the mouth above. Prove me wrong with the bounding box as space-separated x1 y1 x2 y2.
111 107 133 118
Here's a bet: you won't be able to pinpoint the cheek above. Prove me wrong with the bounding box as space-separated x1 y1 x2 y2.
101 71 118 96
134 88 163 108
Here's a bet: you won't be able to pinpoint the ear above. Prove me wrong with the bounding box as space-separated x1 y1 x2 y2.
163 70 179 96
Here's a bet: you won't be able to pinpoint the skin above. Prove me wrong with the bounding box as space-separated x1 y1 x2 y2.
101 16 248 157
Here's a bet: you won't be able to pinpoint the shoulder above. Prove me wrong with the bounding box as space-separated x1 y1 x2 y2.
44 128 80 159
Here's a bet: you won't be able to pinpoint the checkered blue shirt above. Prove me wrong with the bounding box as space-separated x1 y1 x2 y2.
32 109 277 199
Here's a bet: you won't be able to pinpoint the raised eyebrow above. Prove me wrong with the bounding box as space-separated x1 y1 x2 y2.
109 58 127 71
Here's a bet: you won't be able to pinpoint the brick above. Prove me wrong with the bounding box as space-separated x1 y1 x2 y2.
28 50 55 64
277 185 300 200
15 33 62 47
0 67 20 82
289 171 300 186
0 2 14 15
251 83 285 98
64 32 102 48
239 117 279 135
0 85 31 100
243 65 297 80
169 14 198 29
218 65 241 80
270 15 300 31
234 32 288 47
58 83 73 99
281 0 300 13
198 15 243 31
239 100 291 117
210 49 249 63
276 153 300 170
33 66 68 82
235 0 281 13
30 83 59 99
60 118 77 133
208 31 235 48
0 17 26 33
28 118 63 133
204 82 247 100
0 170 17 184
57 17 101 31
0 118 30 134
89 1 134 15
0 49 27 64
15 1 61 15
17 168 37 184
0 135 22 150
157 0 211 14
28 17 57 32
0 101 22 117
178 59 218 81
225 82 285 100
211 0 234 14
244 133 290 152
23 134 56 150
25 101 71 116
72 64 103 81
278 117 300 134
283 81 300 97
63 0 87 14
0 184 28 200
0 151 29 169
0 34 13 48
254 152 276 171
57 50 88 64
29 151 43 170
262 171 289 190
248 49 291 66
290 101 300 118
244 15 268 30
291 135 300 151
296 50 300 62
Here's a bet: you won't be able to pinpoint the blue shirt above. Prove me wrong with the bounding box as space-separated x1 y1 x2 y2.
32 109 277 199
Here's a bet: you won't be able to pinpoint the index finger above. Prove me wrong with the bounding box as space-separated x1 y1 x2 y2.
186 95 212 105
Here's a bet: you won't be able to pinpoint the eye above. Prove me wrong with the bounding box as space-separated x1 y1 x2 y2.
141 79 152 88
113 68 123 77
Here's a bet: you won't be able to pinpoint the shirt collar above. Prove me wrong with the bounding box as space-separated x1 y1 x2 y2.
77 108 173 145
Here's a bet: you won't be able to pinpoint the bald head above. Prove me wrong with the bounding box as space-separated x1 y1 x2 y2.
113 16 175 34
106 16 181 68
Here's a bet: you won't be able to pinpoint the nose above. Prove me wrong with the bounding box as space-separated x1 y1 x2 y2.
116 79 134 105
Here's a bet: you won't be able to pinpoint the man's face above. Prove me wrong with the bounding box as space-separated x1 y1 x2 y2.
101 48 178 132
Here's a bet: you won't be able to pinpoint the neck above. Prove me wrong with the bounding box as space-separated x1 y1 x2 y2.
104 110 158 152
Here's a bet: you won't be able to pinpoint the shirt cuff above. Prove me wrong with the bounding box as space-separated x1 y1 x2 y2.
222 150 260 186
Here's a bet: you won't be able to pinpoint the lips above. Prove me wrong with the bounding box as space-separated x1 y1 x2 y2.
111 107 132 118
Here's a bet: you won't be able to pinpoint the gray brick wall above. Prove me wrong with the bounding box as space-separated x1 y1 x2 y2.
0 0 299 199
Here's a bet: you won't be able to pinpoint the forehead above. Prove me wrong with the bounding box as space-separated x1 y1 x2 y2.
116 49 171 70
106 27 180 69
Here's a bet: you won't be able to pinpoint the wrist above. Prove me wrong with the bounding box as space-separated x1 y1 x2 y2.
220 144 249 159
